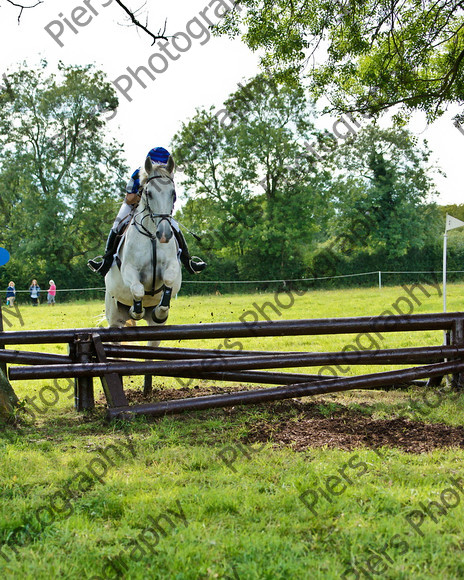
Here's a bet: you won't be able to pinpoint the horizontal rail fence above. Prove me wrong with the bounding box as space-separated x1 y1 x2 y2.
107 360 464 420
1 312 464 419
9 346 464 380
1 312 463 344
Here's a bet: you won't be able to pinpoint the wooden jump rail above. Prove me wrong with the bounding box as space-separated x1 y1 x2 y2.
1 311 464 419
8 346 464 379
0 312 463 344
107 359 464 420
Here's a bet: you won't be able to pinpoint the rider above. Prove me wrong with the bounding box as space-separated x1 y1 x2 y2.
87 147 207 277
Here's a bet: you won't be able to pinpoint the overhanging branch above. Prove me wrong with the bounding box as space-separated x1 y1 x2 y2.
5 0 169 44
113 0 169 44
6 0 42 24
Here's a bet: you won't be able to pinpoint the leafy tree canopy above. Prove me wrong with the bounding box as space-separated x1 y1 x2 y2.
326 123 441 259
0 61 127 289
217 1 464 121
172 75 334 280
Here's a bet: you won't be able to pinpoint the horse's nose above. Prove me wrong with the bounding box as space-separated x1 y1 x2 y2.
156 221 173 243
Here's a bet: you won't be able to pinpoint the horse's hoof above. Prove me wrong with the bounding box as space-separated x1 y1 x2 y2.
129 307 145 320
152 308 168 324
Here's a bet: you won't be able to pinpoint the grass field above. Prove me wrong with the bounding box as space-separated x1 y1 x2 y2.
1 282 464 579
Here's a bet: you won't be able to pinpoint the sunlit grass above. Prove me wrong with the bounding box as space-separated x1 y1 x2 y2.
1 284 464 579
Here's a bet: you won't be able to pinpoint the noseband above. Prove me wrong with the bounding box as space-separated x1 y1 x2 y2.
132 174 175 239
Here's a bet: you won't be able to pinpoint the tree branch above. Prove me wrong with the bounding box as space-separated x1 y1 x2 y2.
112 0 168 45
5 0 169 44
6 0 42 24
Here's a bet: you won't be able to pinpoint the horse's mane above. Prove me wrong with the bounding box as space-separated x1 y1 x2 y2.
139 163 172 186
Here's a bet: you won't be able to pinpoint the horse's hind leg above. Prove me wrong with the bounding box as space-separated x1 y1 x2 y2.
105 294 129 332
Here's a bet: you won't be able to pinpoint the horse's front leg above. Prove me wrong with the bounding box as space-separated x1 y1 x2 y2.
123 266 146 320
152 286 173 323
153 259 181 323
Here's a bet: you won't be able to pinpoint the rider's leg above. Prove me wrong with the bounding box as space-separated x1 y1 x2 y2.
87 203 132 276
172 221 206 274
87 229 119 276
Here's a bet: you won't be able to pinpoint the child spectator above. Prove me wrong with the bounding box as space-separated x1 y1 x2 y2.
47 280 56 305
29 280 40 306
6 281 15 307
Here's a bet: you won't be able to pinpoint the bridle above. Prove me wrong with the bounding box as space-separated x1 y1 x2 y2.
129 173 176 297
132 174 176 240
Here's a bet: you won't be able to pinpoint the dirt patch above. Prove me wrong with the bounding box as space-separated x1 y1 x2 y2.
244 415 464 453
102 386 464 454
122 384 243 405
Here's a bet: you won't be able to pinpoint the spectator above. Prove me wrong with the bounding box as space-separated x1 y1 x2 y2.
29 279 40 306
6 281 15 307
47 280 56 306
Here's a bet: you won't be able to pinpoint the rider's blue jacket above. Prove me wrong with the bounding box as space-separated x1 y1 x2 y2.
126 147 171 195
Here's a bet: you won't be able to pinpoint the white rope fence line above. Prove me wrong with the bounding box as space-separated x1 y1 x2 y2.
4 270 464 292
382 270 464 274
11 287 106 293
182 271 379 284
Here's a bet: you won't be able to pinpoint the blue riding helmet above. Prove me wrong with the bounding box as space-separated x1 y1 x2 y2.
128 147 172 194
147 147 170 165
147 146 176 204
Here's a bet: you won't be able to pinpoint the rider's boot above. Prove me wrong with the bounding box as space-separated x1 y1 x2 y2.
87 229 119 277
173 228 207 274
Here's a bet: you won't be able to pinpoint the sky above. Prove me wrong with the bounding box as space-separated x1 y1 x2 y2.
0 0 463 206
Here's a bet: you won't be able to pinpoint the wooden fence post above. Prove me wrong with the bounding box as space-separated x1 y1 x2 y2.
0 302 6 378
73 334 95 411
451 318 464 389
91 333 128 408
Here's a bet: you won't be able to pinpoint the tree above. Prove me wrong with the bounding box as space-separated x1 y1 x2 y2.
172 75 334 280
0 62 128 289
325 123 441 260
216 1 464 121
439 204 464 223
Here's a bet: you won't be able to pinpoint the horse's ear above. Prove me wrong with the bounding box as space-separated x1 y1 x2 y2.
145 156 153 174
166 155 175 174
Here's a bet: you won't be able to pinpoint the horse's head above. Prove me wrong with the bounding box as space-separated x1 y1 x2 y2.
139 155 176 243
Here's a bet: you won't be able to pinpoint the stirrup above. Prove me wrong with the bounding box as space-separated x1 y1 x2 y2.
189 256 207 273
87 256 104 273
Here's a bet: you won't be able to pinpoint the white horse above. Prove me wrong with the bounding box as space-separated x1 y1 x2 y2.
105 155 181 393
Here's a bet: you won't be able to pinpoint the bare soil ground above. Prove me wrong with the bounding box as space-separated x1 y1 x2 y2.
118 385 464 454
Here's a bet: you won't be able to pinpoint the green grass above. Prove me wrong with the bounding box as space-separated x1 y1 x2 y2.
1 284 464 579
